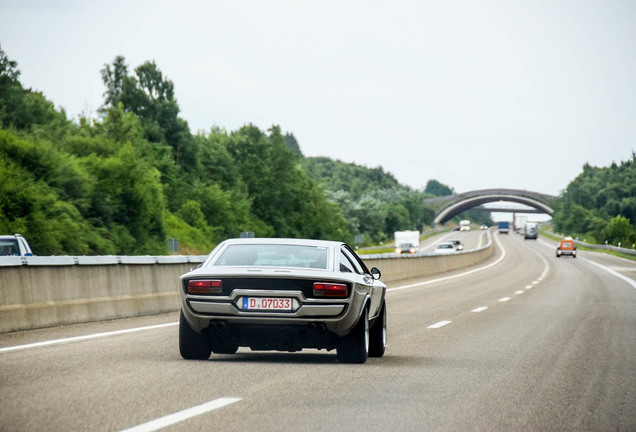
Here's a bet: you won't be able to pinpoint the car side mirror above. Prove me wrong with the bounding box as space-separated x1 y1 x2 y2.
371 267 381 280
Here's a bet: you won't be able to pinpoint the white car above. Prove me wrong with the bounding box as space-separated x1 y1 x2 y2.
0 234 33 256
179 238 387 363
434 242 458 254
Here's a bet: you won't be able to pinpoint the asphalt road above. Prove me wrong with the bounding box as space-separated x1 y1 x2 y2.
1 233 635 431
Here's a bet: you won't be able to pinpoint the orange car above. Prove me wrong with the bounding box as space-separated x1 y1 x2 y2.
556 239 577 258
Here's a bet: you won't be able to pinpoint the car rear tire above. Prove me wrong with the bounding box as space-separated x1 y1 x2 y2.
337 307 369 364
179 311 212 360
368 301 386 358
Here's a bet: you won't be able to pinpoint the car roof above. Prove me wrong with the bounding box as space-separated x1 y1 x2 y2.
436 242 454 247
219 237 345 248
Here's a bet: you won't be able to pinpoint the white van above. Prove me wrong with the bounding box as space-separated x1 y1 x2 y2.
524 223 538 240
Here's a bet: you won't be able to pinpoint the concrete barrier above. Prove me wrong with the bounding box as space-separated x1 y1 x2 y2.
0 256 206 333
0 233 494 333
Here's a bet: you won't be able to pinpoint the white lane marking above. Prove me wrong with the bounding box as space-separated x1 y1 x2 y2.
498 297 511 302
525 285 533 289
515 291 524 295
0 322 178 353
532 280 539 285
120 397 242 432
537 238 636 289
583 258 636 290
388 231 506 293
471 306 488 313
609 266 636 272
427 320 452 329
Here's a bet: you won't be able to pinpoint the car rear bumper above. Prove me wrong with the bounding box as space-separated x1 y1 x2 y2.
181 287 369 338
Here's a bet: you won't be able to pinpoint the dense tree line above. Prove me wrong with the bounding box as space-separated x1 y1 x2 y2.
552 154 636 247
0 49 350 254
2 47 450 254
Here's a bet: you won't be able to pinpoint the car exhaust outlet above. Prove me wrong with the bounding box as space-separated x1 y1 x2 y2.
307 322 326 333
209 321 228 332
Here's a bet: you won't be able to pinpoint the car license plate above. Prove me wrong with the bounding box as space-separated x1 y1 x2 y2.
242 297 293 311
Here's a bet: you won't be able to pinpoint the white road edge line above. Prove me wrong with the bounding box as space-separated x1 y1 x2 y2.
0 322 178 353
119 397 242 432
583 258 636 290
388 231 506 293
427 320 452 329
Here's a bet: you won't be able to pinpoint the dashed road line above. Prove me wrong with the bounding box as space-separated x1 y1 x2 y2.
428 320 452 329
498 297 511 302
471 307 488 313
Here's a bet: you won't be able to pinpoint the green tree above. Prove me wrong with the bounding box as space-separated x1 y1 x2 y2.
0 45 67 131
605 215 635 247
425 179 454 197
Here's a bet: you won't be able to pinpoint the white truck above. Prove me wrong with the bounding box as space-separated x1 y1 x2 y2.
394 230 420 254
459 220 471 231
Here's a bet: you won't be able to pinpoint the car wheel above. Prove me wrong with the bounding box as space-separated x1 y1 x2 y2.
337 307 369 364
179 311 212 360
368 301 386 358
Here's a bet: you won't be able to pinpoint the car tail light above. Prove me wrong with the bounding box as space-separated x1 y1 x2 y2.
187 279 222 294
313 282 348 298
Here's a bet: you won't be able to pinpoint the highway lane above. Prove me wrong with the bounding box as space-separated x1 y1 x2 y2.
1 233 634 431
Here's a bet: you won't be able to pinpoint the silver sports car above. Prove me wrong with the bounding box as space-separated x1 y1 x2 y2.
179 238 387 363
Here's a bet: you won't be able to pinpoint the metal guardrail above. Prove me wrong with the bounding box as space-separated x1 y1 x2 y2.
0 255 209 267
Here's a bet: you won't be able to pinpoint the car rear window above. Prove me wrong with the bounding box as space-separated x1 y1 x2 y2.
561 241 574 248
214 244 329 269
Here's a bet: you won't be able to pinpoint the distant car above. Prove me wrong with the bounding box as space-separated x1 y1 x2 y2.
556 239 577 258
179 238 387 364
480 224 488 230
395 243 417 254
0 234 33 256
448 240 463 251
434 242 458 254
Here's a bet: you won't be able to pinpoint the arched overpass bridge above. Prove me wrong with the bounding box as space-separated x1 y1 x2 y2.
424 189 558 225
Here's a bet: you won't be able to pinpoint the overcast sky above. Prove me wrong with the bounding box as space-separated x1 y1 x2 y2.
1 0 635 196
